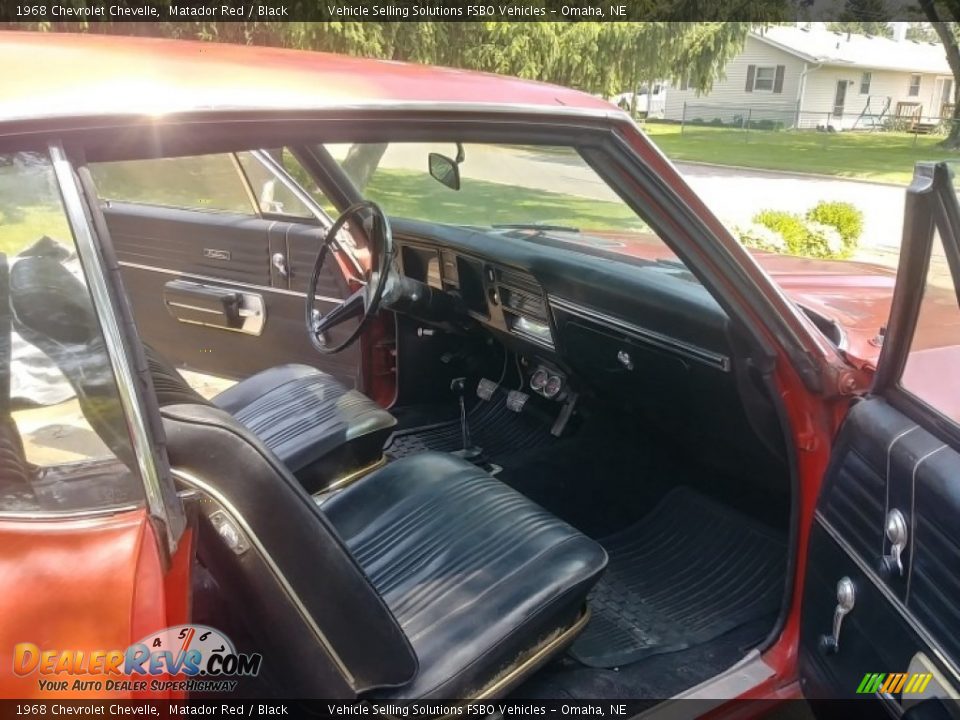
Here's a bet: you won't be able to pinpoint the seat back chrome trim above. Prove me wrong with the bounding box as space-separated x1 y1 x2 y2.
172 467 356 686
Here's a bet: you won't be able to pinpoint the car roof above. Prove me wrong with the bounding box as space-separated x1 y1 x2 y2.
0 31 616 124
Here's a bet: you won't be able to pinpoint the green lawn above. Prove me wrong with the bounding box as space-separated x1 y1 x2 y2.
0 160 72 257
642 122 958 185
364 168 648 232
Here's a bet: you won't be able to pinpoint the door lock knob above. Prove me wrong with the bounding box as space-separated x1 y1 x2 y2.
272 252 289 278
880 509 908 578
821 577 856 655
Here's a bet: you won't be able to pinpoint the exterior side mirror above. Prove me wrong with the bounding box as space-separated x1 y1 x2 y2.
428 153 461 191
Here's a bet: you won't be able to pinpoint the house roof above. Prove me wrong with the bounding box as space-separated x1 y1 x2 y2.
0 30 613 124
752 24 950 75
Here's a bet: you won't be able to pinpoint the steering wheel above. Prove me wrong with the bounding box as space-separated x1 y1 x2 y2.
306 200 394 354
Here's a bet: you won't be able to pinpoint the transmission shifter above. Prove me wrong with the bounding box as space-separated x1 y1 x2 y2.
449 377 484 462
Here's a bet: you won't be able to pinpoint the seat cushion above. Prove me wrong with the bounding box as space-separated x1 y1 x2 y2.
322 453 608 699
213 364 395 492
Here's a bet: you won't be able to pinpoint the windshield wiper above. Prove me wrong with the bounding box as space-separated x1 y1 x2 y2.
492 223 580 233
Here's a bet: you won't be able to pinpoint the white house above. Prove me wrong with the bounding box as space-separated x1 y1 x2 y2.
664 23 954 130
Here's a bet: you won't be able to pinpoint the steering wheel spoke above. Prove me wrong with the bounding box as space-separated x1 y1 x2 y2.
313 287 366 338
305 201 393 354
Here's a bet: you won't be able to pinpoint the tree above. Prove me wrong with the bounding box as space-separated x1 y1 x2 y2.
917 5 960 147
827 21 894 38
827 0 893 35
907 21 941 41
6 20 757 100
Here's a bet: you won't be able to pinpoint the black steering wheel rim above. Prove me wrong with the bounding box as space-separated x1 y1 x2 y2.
305 200 393 354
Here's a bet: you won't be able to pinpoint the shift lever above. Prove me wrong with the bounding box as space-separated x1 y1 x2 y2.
450 377 484 462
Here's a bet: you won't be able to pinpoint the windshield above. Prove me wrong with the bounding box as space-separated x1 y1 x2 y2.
322 142 686 270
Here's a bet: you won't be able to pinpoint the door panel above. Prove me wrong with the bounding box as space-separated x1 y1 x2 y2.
106 202 272 286
801 163 960 712
104 203 360 388
801 399 960 705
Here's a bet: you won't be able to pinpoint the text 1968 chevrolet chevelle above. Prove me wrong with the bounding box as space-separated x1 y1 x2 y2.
0 31 959 716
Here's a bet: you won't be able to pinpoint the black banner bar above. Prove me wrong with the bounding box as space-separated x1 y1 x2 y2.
0 0 932 23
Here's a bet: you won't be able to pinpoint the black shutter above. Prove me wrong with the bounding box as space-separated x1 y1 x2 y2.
745 65 756 92
773 65 785 94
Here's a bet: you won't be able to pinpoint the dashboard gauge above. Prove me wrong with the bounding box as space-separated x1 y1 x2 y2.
543 375 563 399
530 368 549 391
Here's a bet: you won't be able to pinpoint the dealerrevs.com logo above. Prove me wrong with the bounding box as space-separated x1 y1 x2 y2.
13 625 262 693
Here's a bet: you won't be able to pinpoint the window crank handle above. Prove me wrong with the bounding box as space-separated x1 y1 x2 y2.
821 577 855 655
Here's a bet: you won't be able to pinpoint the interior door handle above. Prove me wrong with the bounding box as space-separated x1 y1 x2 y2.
820 577 856 654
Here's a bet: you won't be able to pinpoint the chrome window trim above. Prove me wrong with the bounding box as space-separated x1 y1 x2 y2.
549 295 731 372
229 151 264 217
0 504 142 522
0 102 630 130
117 261 342 304
171 467 355 685
50 142 185 553
249 149 364 279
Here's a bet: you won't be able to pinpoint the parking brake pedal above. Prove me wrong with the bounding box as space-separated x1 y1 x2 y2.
476 378 498 401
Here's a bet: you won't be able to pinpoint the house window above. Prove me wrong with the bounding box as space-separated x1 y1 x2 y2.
860 72 872 94
909 74 922 97
753 66 776 91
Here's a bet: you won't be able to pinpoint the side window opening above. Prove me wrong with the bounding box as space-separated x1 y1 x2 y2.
900 227 960 424
235 150 315 220
89 153 255 214
0 151 143 513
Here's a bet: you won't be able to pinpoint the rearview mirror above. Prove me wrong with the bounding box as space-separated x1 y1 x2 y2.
428 153 460 191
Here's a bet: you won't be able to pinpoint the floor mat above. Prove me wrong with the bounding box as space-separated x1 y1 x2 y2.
570 486 785 668
385 393 556 461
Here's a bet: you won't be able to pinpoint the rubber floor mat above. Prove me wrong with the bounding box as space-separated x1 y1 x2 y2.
386 393 555 461
570 486 785 668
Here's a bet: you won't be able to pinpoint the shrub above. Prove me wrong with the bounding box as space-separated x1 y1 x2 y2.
805 201 863 258
752 209 847 259
735 222 787 253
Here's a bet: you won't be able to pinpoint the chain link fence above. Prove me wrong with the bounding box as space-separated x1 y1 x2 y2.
679 101 956 143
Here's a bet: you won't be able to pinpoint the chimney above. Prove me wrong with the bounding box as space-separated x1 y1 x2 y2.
891 22 908 42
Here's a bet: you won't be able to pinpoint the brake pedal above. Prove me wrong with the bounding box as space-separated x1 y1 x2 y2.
476 378 498 401
506 390 529 412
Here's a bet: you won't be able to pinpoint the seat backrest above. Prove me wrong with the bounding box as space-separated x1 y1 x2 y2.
161 401 418 698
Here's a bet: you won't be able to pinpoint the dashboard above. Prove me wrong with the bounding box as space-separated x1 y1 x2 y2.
392 219 784 468
400 241 557 352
